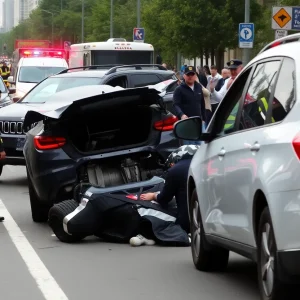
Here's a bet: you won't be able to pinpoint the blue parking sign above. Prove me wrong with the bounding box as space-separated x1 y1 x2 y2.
133 28 145 42
292 7 300 30
239 23 254 49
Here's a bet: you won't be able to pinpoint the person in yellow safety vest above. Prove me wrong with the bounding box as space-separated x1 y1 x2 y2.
224 102 239 131
257 96 275 123
0 61 10 80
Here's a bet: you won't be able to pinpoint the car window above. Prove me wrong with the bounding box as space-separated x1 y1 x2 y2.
18 66 66 83
131 74 161 87
271 58 296 123
239 60 281 130
221 68 252 135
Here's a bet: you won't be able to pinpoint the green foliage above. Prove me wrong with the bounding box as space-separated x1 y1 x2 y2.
0 0 298 64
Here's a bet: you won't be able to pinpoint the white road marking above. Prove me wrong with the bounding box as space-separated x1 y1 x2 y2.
0 199 69 300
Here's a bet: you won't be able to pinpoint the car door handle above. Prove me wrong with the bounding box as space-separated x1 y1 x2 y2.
218 149 226 157
250 142 260 151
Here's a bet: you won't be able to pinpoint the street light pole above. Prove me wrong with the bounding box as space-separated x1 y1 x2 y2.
137 0 141 27
110 0 113 38
81 0 85 43
242 0 251 65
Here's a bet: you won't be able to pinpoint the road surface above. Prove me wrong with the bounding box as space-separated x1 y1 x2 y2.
0 166 259 300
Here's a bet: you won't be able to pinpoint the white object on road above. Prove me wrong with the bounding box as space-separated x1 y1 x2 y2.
0 199 69 300
129 234 156 247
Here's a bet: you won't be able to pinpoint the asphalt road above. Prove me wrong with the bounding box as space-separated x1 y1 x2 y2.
0 165 260 300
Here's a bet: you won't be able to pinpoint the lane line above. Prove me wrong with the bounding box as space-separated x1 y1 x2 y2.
0 199 69 300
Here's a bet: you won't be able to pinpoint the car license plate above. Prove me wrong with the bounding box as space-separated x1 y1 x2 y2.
16 138 25 151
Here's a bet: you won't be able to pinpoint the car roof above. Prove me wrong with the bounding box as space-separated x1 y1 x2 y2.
52 69 175 78
245 41 300 69
19 57 68 67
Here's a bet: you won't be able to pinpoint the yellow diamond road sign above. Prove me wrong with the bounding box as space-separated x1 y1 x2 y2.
272 7 292 30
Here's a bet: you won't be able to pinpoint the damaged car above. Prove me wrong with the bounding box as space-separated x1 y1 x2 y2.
23 84 180 222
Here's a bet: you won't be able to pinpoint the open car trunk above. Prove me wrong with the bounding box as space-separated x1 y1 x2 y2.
64 104 160 153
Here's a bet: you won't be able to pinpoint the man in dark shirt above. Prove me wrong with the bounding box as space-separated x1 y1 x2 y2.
0 136 6 221
173 66 211 145
140 145 200 233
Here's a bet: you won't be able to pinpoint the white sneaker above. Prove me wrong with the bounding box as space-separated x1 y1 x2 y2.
129 234 156 247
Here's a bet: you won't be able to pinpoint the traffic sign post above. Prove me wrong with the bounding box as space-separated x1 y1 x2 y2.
275 29 288 40
239 23 254 49
133 28 145 43
272 6 300 31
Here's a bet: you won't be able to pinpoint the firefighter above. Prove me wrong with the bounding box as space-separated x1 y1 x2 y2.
0 135 6 222
0 61 10 80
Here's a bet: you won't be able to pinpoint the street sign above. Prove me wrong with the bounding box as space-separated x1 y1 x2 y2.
239 23 254 49
292 7 300 30
275 29 288 39
133 28 145 42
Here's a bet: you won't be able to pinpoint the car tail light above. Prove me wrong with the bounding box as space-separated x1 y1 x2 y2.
34 136 66 150
292 133 300 160
154 115 178 131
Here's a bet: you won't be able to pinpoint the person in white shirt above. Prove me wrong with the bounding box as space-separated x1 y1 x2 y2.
209 59 243 103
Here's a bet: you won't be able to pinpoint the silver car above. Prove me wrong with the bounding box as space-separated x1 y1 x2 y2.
173 33 300 300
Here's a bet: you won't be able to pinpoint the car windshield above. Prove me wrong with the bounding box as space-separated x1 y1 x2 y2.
18 66 67 83
0 78 6 93
20 77 103 103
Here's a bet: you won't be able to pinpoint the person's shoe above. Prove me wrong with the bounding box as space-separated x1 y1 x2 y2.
0 216 4 222
129 234 155 247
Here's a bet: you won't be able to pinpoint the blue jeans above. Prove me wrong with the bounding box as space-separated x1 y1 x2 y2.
182 122 206 145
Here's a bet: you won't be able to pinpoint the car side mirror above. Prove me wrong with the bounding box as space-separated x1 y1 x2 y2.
173 117 203 140
8 88 16 95
8 76 15 85
12 96 20 103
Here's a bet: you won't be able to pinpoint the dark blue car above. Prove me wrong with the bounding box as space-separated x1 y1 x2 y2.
23 85 180 222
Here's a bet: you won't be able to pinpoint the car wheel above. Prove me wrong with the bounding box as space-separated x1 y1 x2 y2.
27 170 50 223
257 207 291 300
190 190 229 272
48 200 86 243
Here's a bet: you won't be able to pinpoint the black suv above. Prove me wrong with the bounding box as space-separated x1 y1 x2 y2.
0 64 178 176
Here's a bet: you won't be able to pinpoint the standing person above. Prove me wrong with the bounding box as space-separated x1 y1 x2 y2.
0 135 6 222
139 145 200 235
207 65 222 114
215 68 230 92
209 59 243 103
196 66 208 87
0 61 10 80
203 65 211 78
173 66 212 145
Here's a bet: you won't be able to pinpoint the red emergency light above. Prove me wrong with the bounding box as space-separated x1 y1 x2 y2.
20 48 65 58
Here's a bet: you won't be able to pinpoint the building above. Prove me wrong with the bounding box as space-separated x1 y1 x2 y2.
13 0 40 27
3 0 14 32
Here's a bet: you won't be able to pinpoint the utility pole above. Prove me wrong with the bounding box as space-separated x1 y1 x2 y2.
137 0 141 27
110 0 113 38
81 0 85 43
242 0 251 65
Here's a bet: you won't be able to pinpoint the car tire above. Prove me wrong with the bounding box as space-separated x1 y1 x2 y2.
190 189 229 272
27 171 51 223
257 207 292 300
48 200 86 243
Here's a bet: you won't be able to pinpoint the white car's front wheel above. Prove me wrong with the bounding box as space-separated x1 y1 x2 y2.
190 190 229 272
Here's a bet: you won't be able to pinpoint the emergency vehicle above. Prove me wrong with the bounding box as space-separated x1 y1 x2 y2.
68 38 154 68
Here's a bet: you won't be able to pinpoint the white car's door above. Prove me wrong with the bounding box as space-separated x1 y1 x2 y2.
221 59 283 245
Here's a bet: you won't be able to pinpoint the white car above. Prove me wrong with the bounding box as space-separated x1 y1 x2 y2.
8 57 68 101
173 33 300 300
